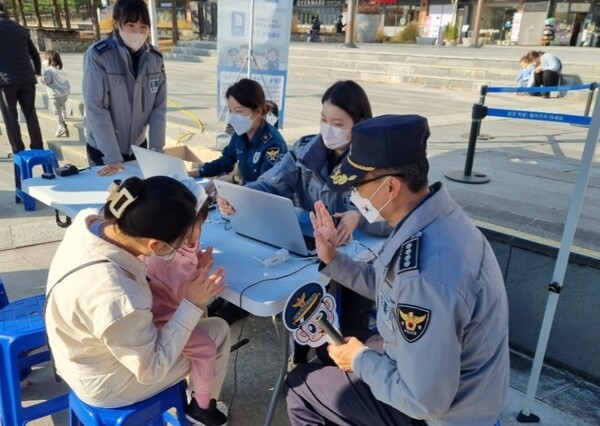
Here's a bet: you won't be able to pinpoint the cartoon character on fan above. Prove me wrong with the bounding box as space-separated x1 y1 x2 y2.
283 282 339 347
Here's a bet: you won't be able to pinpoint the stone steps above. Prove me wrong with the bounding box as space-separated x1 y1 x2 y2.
163 41 599 95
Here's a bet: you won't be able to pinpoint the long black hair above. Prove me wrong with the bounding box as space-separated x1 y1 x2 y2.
321 80 373 125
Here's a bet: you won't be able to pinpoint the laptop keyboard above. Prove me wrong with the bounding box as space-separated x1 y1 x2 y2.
303 234 316 251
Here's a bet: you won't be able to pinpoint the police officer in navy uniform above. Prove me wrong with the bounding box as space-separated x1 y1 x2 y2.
286 115 509 426
83 0 166 176
192 78 286 184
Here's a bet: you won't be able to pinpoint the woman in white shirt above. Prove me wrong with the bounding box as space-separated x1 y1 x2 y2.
44 176 230 424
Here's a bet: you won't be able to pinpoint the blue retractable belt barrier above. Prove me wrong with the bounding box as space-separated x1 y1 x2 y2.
486 83 594 94
446 81 598 184
486 108 592 126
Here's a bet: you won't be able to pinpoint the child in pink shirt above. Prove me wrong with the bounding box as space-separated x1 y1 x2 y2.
144 180 229 425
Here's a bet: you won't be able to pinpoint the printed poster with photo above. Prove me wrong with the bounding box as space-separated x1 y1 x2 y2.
217 0 293 127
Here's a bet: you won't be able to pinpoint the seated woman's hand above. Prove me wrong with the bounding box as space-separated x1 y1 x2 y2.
185 262 226 309
334 210 361 246
217 196 235 216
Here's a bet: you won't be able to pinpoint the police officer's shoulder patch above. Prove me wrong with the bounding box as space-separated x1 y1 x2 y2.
397 235 420 274
265 147 280 164
397 304 430 343
149 45 163 57
262 132 273 144
93 40 112 54
298 134 316 146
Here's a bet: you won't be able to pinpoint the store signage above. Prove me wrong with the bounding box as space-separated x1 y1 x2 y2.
570 3 590 12
523 1 549 11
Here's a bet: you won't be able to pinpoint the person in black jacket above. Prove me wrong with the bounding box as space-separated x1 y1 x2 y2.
0 2 44 154
307 15 321 42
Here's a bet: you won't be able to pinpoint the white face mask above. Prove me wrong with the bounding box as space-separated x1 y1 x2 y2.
229 113 254 135
151 242 177 261
119 30 147 52
320 123 350 150
350 177 392 223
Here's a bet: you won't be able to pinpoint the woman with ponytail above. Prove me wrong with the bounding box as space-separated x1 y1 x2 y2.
45 176 230 424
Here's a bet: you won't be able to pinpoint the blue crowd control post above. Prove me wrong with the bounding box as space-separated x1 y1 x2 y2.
445 103 491 184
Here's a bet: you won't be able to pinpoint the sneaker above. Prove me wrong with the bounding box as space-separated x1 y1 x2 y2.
213 302 249 325
186 397 228 426
207 297 225 316
55 125 69 137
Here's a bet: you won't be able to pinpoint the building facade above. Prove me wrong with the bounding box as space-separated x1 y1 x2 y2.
291 0 600 46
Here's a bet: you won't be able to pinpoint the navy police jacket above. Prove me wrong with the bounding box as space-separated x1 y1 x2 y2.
198 120 287 183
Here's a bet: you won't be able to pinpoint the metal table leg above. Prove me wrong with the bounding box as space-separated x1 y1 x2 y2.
263 316 289 426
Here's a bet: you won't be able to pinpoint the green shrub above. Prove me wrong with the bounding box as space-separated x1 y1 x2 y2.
444 24 458 41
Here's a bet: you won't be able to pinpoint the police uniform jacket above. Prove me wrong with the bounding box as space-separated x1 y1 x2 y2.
199 120 286 183
247 134 391 236
320 183 509 425
0 15 40 86
82 35 166 165
45 209 203 407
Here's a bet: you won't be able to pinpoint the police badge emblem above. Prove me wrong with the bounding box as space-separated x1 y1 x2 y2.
397 304 430 343
265 147 280 164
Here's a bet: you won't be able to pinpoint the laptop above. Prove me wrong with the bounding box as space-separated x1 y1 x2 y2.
131 146 189 180
213 180 317 257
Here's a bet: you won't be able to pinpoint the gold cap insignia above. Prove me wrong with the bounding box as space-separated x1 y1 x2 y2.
330 167 358 186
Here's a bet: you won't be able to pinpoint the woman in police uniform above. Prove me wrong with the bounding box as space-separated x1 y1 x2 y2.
190 78 287 184
83 0 166 177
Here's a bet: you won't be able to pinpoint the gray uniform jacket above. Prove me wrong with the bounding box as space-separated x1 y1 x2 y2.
246 134 391 237
83 36 167 164
321 183 509 426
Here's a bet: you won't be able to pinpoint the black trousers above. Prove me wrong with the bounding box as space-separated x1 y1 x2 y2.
86 140 147 166
533 70 561 88
0 83 44 153
286 335 427 426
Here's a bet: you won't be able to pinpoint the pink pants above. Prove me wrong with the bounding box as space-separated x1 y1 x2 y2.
153 311 230 404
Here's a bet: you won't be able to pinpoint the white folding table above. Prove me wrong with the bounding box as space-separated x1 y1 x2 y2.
22 166 383 425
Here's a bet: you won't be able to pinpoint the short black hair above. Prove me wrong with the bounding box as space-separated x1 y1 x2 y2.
376 159 430 193
0 2 6 14
113 0 151 27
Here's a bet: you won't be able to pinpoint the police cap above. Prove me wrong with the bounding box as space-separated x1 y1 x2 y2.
328 114 430 190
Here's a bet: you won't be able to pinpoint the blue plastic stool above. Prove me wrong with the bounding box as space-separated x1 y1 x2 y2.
0 289 69 425
68 380 189 425
13 149 59 211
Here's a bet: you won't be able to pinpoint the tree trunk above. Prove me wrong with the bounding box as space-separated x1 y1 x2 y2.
33 0 42 28
51 0 63 28
9 0 16 22
171 0 179 44
63 0 71 29
16 0 26 26
89 0 100 40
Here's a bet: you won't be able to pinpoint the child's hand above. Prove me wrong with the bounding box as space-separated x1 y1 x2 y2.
185 262 226 308
197 246 214 269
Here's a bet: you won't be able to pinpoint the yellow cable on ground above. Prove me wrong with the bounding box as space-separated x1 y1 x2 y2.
167 98 205 136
